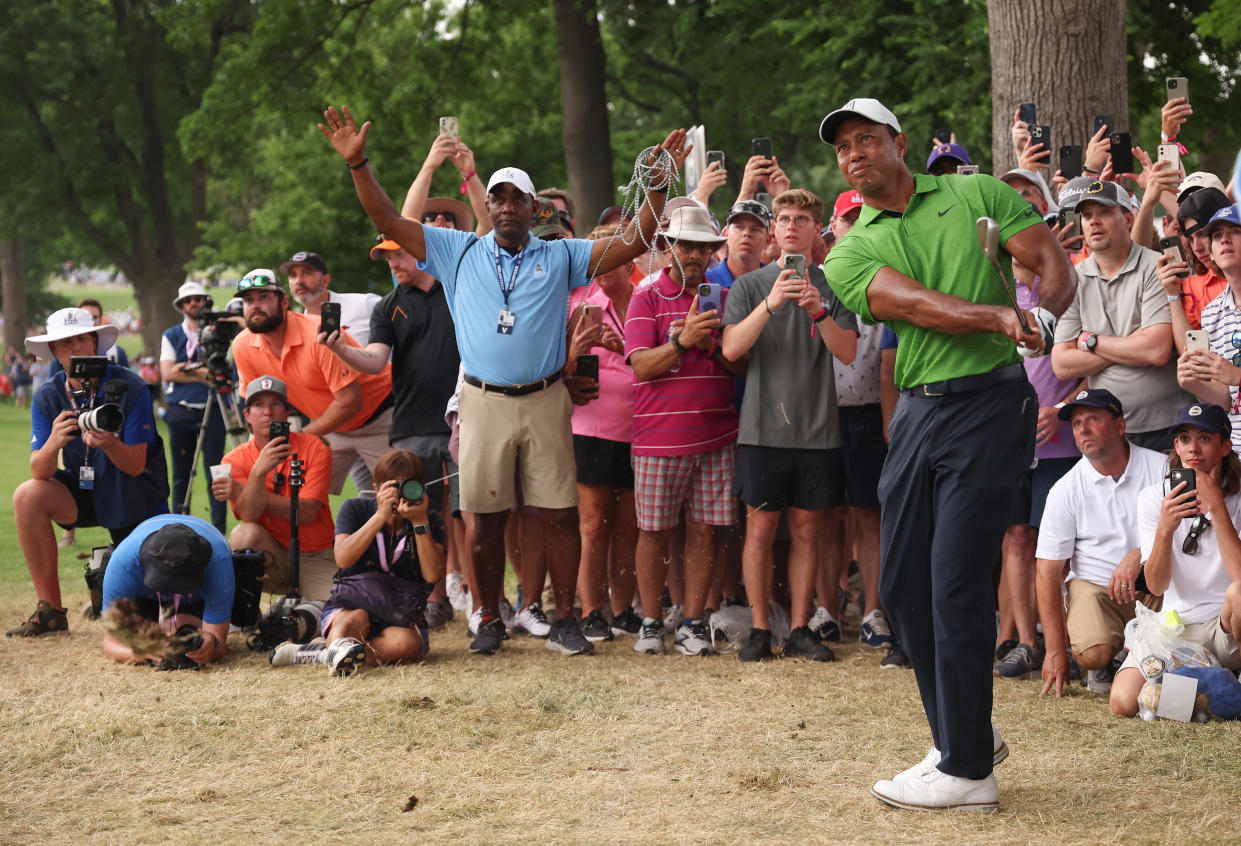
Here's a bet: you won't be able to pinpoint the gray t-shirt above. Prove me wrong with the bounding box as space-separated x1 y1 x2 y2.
723 262 858 448
1053 242 1190 433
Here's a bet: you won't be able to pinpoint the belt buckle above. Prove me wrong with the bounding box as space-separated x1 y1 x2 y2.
919 384 945 398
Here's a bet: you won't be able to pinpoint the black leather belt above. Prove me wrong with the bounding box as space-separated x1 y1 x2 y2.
464 371 561 397
903 362 1026 398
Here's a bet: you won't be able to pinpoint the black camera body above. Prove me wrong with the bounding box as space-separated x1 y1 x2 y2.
67 356 126 434
195 306 241 388
248 597 321 652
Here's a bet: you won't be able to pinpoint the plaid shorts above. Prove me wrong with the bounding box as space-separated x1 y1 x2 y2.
632 445 737 531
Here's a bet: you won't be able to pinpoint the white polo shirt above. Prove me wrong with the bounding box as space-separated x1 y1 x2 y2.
1036 444 1168 587
326 290 381 347
1138 483 1241 624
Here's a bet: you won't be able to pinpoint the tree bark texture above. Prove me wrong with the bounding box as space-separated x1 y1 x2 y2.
988 0 1128 175
553 0 615 228
1 238 28 354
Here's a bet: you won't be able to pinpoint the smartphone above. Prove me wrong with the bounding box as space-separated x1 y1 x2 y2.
932 127 951 144
1030 124 1052 152
1018 102 1037 125
1093 114 1114 136
1185 330 1209 353
782 254 807 277
1166 76 1189 103
697 282 723 316
576 354 599 382
755 191 772 210
438 116 459 139
1059 145 1083 179
1059 209 1082 239
268 420 290 442
1159 236 1190 277
751 138 773 160
956 164 980 176
706 150 725 169
1169 467 1196 495
1158 143 1181 173
319 301 341 336
1109 132 1134 174
579 303 602 329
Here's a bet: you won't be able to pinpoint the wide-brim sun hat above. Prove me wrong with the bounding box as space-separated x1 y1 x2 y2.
24 307 119 362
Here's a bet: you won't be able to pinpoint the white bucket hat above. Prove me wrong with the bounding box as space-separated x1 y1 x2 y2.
659 205 726 245
24 308 119 362
173 280 211 310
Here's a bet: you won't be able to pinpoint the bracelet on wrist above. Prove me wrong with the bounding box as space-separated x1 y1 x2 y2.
459 170 476 195
671 334 687 355
812 308 829 323
764 298 774 316
1167 294 1180 302
348 157 369 171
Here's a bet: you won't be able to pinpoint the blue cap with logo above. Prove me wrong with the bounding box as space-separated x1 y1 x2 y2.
1202 204 1241 239
1171 403 1232 437
1057 388 1124 421
926 143 973 172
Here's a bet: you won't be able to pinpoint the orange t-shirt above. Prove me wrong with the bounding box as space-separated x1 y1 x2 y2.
1180 271 1227 330
222 431 335 553
233 311 392 431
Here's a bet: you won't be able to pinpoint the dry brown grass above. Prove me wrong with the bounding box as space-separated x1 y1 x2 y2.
2 586 1240 846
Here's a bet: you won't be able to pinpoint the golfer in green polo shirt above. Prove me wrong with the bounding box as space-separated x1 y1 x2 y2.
821 98 1076 813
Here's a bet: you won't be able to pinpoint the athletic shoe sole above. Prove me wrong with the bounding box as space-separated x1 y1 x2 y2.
870 786 998 814
329 645 366 677
545 639 593 656
674 642 712 656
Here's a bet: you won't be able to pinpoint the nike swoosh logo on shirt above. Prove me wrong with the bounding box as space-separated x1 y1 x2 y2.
938 205 955 217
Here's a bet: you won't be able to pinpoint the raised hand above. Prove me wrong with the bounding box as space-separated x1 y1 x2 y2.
319 105 371 166
649 128 691 188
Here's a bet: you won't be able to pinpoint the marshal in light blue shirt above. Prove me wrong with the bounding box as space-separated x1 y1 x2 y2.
419 227 593 385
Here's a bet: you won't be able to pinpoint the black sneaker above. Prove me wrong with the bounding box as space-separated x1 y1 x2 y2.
6 600 69 637
995 638 1018 662
610 607 642 636
580 609 614 642
880 643 911 669
546 616 595 655
783 625 835 662
738 627 774 662
993 642 1043 679
469 617 507 655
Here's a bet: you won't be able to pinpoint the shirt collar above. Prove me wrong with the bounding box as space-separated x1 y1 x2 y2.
857 174 938 227
655 267 694 299
1079 241 1142 281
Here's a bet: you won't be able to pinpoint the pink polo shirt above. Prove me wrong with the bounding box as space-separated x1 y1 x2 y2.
624 269 738 456
571 286 633 444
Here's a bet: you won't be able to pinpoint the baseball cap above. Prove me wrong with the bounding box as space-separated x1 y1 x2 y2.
819 98 902 145
244 375 288 403
1172 402 1231 437
1202 204 1241 238
1178 188 1231 235
596 205 634 228
725 200 772 229
1057 388 1124 421
278 251 328 277
1177 171 1228 203
139 523 211 594
370 236 402 260
832 190 865 220
926 143 973 172
236 268 282 295
486 167 536 197
532 198 572 240
1065 179 1125 211
173 281 210 310
999 169 1058 214
24 307 120 362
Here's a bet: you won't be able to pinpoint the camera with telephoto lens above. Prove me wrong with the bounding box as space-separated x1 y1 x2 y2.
398 479 426 503
67 356 125 435
248 597 322 652
194 298 241 387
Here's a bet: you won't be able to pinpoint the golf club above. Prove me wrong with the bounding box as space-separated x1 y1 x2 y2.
976 216 1032 335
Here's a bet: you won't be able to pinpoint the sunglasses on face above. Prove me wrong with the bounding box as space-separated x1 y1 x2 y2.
421 211 456 225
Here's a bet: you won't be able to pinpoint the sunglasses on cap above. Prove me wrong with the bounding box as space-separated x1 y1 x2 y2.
729 201 771 220
421 211 456 225
237 273 279 292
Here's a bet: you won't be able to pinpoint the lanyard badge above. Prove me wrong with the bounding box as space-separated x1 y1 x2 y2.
493 240 526 335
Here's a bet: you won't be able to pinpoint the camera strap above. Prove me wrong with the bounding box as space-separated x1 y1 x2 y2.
375 531 407 574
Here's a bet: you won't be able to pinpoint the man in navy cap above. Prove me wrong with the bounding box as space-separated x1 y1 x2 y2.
1034 388 1169 697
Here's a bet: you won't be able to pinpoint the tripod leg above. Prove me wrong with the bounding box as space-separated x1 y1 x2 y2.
180 400 215 515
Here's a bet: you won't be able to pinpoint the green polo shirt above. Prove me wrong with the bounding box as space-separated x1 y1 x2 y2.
824 173 1042 388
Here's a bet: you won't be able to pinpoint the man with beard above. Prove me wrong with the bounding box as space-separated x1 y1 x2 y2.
280 250 381 345
231 269 393 495
161 281 229 534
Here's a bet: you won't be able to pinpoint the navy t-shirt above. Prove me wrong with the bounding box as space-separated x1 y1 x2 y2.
333 497 446 584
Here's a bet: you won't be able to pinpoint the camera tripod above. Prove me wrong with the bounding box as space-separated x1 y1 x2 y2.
178 371 247 516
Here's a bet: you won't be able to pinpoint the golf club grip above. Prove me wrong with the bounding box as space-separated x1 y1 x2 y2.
989 259 1031 334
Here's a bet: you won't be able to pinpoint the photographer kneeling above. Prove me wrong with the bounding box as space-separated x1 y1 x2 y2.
100 515 233 667
9 308 169 637
271 450 445 672
212 376 337 602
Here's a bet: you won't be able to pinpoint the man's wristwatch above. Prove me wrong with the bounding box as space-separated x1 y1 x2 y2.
1079 332 1098 353
412 524 430 535
671 334 688 355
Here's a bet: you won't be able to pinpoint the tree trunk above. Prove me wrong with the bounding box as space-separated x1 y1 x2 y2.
988 0 1128 176
1 238 28 353
131 269 184 360
552 0 615 227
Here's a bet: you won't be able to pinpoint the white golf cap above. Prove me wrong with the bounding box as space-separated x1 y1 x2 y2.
24 308 119 362
1177 171 1227 203
486 167 537 197
819 98 902 145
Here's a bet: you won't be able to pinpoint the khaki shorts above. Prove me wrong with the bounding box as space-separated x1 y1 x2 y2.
264 543 338 602
327 408 395 495
1066 578 1161 653
458 380 577 513
1121 615 1241 672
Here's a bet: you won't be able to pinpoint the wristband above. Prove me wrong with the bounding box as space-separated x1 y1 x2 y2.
671 334 687 355
1082 167 1099 177
1167 294 1180 302
649 185 669 195
459 170 476 194
348 157 369 171
764 298 775 316
812 307 829 323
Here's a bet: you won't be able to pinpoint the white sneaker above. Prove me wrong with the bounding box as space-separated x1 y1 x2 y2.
446 573 471 613
673 621 714 656
498 597 517 633
893 725 1009 784
467 606 483 637
634 618 666 654
269 638 326 666
872 769 998 813
808 606 842 642
324 637 367 677
662 603 683 634
514 601 551 638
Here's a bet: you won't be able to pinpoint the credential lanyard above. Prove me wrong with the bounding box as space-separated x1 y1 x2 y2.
493 240 527 309
375 532 408 574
